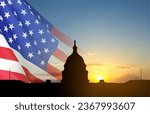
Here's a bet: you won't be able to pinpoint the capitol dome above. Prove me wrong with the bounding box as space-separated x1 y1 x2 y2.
64 41 86 71
62 40 88 85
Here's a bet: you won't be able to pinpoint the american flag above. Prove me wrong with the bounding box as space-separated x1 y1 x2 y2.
0 0 74 83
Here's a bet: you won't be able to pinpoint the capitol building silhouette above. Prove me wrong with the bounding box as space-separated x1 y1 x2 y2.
0 41 149 96
62 40 89 86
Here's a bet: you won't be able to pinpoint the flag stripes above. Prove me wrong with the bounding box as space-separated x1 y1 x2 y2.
0 47 18 61
51 27 74 48
22 66 43 83
0 70 29 83
46 64 62 80
53 48 68 63
0 58 25 75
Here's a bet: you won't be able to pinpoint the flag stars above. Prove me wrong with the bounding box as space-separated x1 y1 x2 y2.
25 20 31 26
14 11 17 16
0 16 3 21
30 11 34 15
34 41 37 46
23 1 27 5
46 24 49 28
35 19 39 25
18 21 23 27
0 1 6 8
28 53 34 58
47 29 50 33
38 15 41 20
28 5 31 9
51 38 55 43
4 26 8 32
38 29 44 35
18 45 21 50
29 30 34 36
41 38 47 44
44 48 49 54
21 9 27 15
25 42 31 48
37 50 41 55
13 34 18 40
7 0 13 5
9 24 14 30
8 37 13 44
40 60 45 66
22 32 28 38
4 12 11 19
17 0 22 5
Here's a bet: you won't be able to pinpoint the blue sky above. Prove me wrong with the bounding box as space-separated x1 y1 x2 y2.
27 0 149 53
27 0 150 81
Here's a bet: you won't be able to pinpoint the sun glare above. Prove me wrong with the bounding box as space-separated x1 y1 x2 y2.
89 74 105 83
87 65 106 83
97 75 104 81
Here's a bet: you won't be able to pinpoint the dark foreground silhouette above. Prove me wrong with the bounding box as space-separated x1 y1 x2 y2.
0 80 149 97
0 41 149 96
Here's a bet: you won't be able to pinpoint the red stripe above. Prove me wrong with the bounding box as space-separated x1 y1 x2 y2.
0 47 43 83
0 70 30 83
22 66 44 83
46 64 62 80
51 27 73 47
0 47 18 61
53 48 68 62
0 66 44 83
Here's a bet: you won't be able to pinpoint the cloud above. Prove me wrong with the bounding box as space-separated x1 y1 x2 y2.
116 66 131 69
130 65 137 67
87 64 136 69
83 52 97 57
87 52 96 56
87 63 104 67
86 63 139 72
115 65 138 69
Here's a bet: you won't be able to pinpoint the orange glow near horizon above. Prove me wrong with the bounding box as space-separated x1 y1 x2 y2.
86 63 142 83
87 65 108 83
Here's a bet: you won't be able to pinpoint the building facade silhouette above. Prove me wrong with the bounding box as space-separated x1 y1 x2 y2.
0 41 149 96
62 40 89 86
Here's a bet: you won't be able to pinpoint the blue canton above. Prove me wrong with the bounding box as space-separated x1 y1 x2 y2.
0 0 58 70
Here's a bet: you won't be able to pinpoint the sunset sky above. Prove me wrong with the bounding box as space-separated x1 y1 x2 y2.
28 0 150 83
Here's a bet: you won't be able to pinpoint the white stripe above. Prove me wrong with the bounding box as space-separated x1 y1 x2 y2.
0 34 10 48
12 49 57 81
0 58 26 75
58 42 72 55
48 55 64 70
